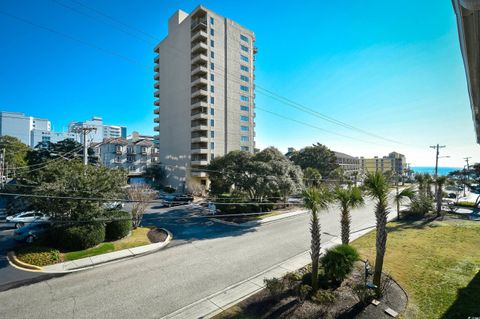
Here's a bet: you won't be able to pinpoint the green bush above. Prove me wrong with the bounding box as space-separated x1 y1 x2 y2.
105 210 131 241
51 223 106 251
312 289 336 305
284 272 302 288
297 284 312 301
264 277 284 296
321 244 359 285
16 246 60 266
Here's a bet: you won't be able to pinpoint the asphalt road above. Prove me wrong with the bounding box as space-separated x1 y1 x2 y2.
0 198 393 319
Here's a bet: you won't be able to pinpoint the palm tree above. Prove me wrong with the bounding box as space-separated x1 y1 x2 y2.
303 187 332 292
424 173 434 199
304 167 321 188
394 187 415 220
435 176 448 217
415 173 426 197
334 186 364 244
364 172 390 295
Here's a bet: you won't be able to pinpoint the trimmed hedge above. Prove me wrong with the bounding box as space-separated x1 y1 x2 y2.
50 223 106 251
16 246 61 266
105 210 132 241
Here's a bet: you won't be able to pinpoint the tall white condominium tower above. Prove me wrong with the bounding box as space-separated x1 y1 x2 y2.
154 6 257 190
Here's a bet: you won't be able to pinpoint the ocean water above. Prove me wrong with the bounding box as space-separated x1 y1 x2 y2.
411 166 462 176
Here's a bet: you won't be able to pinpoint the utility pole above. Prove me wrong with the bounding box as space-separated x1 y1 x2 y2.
430 144 446 203
71 126 97 166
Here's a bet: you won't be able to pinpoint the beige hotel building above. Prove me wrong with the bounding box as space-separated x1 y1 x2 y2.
153 6 257 190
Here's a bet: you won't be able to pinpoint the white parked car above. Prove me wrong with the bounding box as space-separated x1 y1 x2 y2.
6 211 50 229
103 202 125 210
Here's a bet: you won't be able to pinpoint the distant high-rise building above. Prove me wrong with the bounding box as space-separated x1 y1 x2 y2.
0 111 51 146
387 151 407 175
68 116 127 143
153 6 257 190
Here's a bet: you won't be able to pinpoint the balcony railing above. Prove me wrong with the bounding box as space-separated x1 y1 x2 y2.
191 20 207 31
191 88 208 99
154 107 160 114
191 65 208 76
191 42 208 54
191 29 208 42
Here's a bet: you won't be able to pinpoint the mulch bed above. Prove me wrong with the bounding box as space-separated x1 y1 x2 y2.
216 262 407 319
147 228 168 243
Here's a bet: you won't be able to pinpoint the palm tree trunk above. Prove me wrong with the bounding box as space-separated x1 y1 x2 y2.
310 210 320 292
436 187 442 217
373 201 388 296
341 208 350 244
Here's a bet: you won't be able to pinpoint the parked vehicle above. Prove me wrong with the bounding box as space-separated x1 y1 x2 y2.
447 193 457 199
13 222 51 244
6 211 50 229
160 193 193 207
103 201 125 210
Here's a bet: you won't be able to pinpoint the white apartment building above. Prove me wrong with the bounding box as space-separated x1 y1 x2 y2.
68 116 127 143
154 5 257 190
92 134 155 176
0 111 51 146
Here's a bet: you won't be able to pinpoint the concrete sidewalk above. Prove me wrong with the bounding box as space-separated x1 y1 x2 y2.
161 216 392 319
10 229 172 274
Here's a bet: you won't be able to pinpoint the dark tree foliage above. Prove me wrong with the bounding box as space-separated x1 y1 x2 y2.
144 163 166 186
289 143 339 178
0 135 29 168
26 139 97 168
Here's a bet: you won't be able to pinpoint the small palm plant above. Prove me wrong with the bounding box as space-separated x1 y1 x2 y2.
303 186 332 292
435 176 448 217
364 172 390 295
334 186 364 244
415 173 425 197
394 187 415 220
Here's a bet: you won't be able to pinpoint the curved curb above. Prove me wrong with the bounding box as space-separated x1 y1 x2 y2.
7 251 44 272
8 228 173 274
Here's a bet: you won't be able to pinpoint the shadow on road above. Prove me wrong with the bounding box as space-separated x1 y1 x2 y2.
141 205 260 243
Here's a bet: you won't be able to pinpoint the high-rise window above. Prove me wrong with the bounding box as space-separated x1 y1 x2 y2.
240 45 249 52
240 34 249 42
210 40 214 47
241 146 250 151
240 65 249 72
240 105 249 111
210 62 214 70
210 85 214 93
210 108 214 115
210 74 214 81
210 29 214 36
240 55 249 62
241 136 249 142
240 85 249 92
210 17 214 24
210 96 215 104
211 51 214 59
210 119 215 126
210 142 215 149
240 95 249 102
240 115 249 121
240 125 249 131
240 75 249 82
210 131 214 138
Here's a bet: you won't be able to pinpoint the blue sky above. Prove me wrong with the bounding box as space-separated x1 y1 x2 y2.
0 0 478 167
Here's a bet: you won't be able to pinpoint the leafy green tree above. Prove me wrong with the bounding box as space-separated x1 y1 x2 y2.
303 186 332 292
364 172 390 295
290 143 338 177
394 187 415 220
0 135 29 169
334 186 364 244
328 167 346 185
26 160 127 221
144 163 166 187
207 147 303 201
26 139 95 168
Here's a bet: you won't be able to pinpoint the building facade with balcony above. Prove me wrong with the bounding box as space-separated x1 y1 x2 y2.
360 156 394 175
154 6 256 190
333 151 360 176
93 136 155 176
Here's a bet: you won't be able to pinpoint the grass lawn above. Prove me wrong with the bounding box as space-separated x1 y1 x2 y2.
351 219 480 319
63 227 151 261
17 227 152 266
